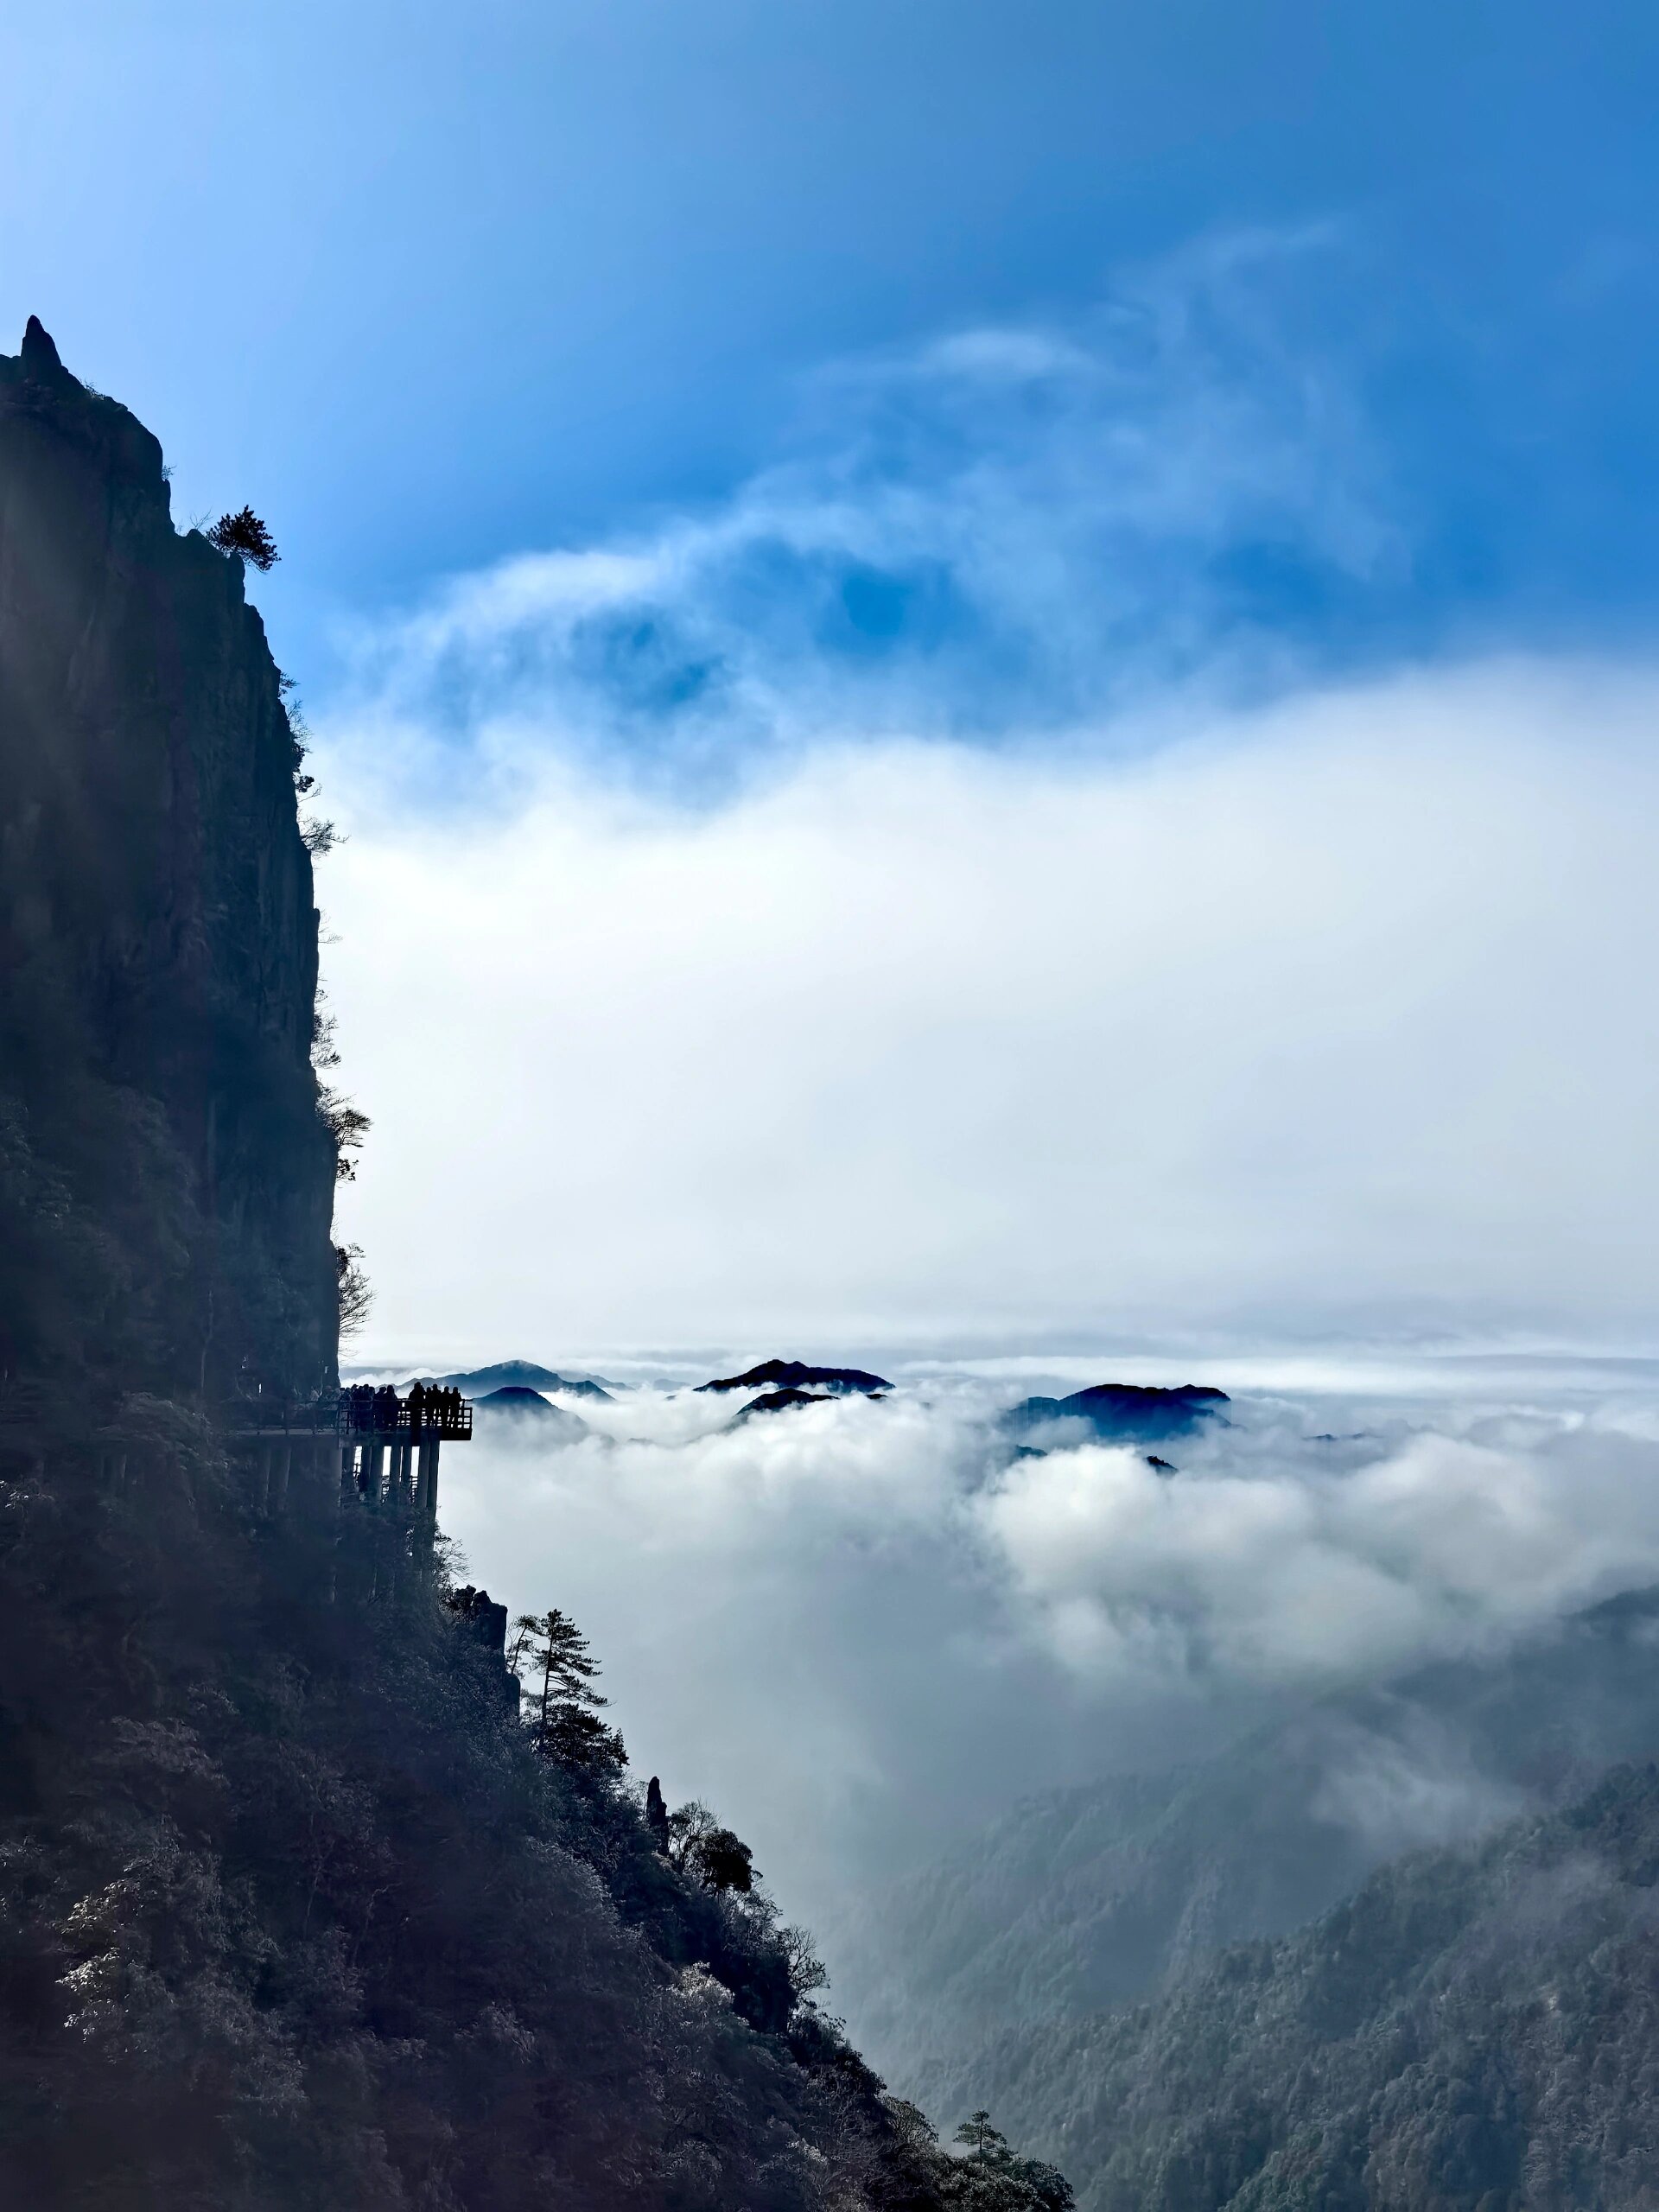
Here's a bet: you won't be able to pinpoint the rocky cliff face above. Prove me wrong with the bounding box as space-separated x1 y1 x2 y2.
0 317 336 1408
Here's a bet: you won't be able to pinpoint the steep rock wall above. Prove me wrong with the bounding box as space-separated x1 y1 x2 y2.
0 317 335 1405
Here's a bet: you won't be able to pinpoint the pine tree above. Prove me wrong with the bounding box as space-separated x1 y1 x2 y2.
204 505 280 569
511 1607 626 1776
955 2111 1009 2165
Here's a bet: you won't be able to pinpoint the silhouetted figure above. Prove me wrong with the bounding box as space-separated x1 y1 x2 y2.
408 1381 425 1430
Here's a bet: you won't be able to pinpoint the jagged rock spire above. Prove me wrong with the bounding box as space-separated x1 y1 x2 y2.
21 315 67 385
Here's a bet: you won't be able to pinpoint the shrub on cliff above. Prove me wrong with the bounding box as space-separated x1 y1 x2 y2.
205 505 280 569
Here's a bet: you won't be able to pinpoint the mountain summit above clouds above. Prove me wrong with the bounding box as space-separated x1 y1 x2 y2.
1007 1382 1228 1442
697 1357 893 1395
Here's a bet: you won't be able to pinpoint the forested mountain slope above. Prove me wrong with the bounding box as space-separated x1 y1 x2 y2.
0 321 1060 2211
961 1762 1659 2211
839 1590 1659 2126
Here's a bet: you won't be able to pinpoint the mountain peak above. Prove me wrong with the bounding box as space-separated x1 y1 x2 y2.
20 315 68 385
696 1357 892 1395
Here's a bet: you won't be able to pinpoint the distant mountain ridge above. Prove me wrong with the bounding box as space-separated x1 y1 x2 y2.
734 1388 837 1419
431 1359 614 1400
697 1358 892 1395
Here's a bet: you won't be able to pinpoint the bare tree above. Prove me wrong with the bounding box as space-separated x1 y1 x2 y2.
335 1244 372 1343
319 1088 371 1182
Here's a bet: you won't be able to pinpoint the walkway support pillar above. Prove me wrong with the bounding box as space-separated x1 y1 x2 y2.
416 1433 441 1523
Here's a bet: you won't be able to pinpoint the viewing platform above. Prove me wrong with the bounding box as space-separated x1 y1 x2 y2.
230 1383 473 1525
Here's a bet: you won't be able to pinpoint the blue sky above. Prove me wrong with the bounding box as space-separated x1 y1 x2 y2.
7 3 1659 1358
5 0 1659 714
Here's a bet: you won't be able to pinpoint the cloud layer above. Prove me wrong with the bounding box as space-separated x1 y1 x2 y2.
325 659 1659 1358
435 1379 1659 1929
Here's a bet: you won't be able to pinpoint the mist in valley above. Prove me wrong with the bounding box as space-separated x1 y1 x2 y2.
402 1360 1659 2082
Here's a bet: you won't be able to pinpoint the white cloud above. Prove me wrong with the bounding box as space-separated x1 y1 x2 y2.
977 1408 1659 1688
322 659 1659 1361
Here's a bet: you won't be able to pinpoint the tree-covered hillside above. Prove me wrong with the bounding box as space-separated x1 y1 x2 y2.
947 1763 1659 2211
837 1590 1659 2139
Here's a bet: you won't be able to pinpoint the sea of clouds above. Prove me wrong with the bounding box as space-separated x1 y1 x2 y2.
428 1370 1659 1931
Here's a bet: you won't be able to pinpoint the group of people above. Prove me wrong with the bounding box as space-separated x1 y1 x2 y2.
341 1381 466 1431
406 1381 465 1429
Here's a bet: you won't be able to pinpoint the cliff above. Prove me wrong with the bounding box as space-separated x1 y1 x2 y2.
0 315 335 1416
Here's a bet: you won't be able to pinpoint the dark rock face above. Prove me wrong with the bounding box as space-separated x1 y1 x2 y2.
447 1582 510 1654
0 320 336 1402
1007 1382 1228 1443
697 1357 892 1395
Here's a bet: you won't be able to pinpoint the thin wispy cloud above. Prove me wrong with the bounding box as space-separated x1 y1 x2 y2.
330 230 1400 797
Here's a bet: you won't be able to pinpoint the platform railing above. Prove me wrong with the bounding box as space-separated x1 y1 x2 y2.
232 1390 473 1441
